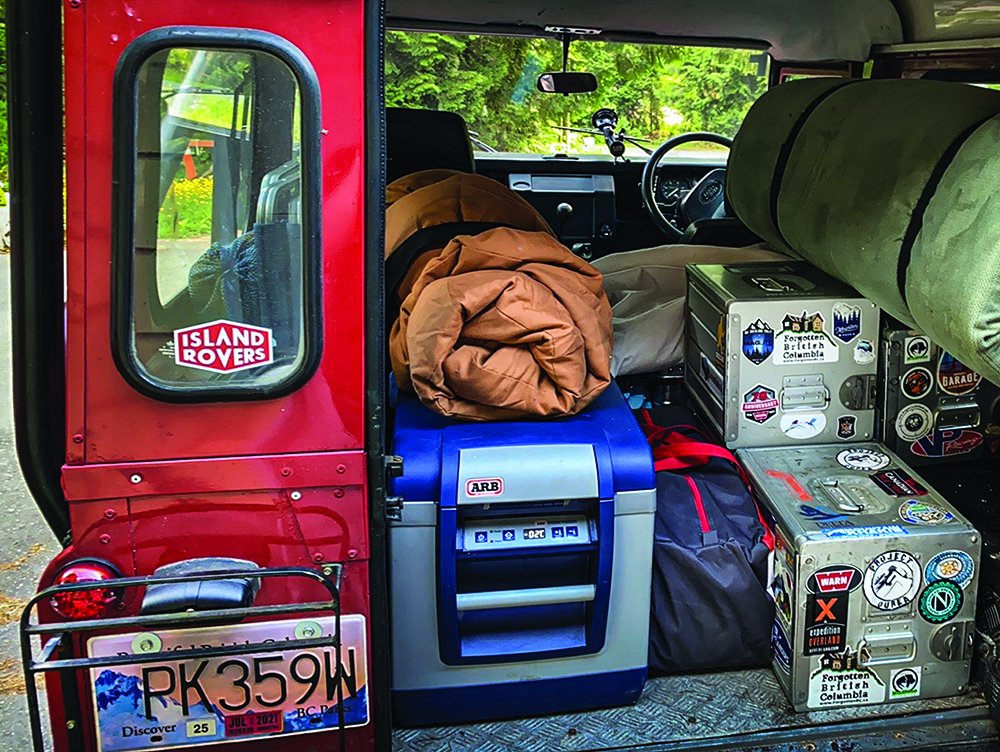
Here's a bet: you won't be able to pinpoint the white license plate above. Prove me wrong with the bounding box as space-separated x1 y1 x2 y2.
87 615 368 752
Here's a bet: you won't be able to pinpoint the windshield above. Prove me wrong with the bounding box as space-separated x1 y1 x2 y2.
385 32 768 158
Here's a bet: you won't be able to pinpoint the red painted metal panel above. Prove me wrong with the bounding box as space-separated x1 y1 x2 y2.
64 0 88 464
62 450 366 501
69 0 367 464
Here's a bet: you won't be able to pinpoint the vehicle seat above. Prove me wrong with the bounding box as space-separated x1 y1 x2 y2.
386 108 476 184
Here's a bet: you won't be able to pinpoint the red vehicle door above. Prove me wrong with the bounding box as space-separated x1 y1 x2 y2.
9 0 387 750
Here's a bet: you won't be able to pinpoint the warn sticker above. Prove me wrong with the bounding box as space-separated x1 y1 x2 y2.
174 320 274 373
466 478 504 497
808 566 862 594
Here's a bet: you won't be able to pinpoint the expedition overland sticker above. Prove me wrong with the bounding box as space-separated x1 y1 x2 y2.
890 667 921 700
771 620 792 674
911 429 984 458
832 303 862 344
742 319 774 365
742 385 779 424
899 500 954 526
938 352 982 396
775 311 840 365
798 504 850 530
895 403 934 441
905 335 931 364
902 367 933 400
853 339 875 365
837 415 857 440
173 320 274 373
925 550 975 590
836 448 890 472
804 566 862 656
781 412 826 440
825 525 908 540
808 645 884 708
918 580 963 623
870 469 928 497
863 551 921 611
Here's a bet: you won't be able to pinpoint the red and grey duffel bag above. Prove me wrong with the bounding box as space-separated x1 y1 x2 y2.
637 408 775 672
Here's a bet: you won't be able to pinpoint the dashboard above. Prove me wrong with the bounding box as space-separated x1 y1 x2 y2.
478 155 724 259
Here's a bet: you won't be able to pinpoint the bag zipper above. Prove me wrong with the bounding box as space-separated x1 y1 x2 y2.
684 475 712 534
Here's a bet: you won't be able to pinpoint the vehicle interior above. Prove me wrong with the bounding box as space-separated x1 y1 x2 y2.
379 0 1000 750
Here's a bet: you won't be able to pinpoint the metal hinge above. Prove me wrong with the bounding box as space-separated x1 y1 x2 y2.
384 455 404 522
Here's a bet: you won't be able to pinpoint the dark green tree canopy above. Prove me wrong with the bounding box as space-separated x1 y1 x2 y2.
385 31 767 155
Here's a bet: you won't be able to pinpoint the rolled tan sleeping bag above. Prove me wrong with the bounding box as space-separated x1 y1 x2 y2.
727 78 1000 384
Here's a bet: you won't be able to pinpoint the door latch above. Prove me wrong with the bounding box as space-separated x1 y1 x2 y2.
384 455 404 522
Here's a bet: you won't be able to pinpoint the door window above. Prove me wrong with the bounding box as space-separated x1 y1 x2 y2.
115 32 321 400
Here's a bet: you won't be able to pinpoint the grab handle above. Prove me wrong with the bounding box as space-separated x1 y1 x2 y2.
455 585 596 612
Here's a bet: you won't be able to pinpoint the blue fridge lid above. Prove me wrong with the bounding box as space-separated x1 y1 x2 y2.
389 382 654 501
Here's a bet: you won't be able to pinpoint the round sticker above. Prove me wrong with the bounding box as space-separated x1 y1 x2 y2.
918 580 963 623
780 412 826 440
864 550 921 611
902 367 933 400
938 351 982 396
854 339 875 365
925 550 975 590
899 499 955 526
895 403 933 441
837 447 890 472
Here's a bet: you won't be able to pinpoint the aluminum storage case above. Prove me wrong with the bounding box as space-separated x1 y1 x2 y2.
878 326 1000 465
686 262 881 449
738 442 980 712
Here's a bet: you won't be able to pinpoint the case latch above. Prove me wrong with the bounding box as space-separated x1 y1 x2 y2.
780 374 830 410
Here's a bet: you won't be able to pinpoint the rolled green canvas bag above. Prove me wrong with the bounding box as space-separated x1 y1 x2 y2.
727 78 1000 384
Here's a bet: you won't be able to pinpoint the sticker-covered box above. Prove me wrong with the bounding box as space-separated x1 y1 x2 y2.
879 327 1000 465
738 442 980 712
685 262 880 449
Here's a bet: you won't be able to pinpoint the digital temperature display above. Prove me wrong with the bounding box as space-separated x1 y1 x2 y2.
523 528 546 541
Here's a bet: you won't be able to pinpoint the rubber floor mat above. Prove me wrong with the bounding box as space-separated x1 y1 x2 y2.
391 667 985 751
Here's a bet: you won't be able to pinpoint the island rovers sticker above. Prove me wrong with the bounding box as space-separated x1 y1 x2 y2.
863 551 921 611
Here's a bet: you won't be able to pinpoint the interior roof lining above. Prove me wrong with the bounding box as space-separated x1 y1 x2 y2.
385 17 771 52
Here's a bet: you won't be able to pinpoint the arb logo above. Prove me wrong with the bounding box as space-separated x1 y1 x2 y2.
174 320 274 373
466 478 504 497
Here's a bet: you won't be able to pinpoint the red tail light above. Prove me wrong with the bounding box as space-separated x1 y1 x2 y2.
49 561 122 619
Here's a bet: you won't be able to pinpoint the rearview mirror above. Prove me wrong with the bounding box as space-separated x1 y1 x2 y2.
537 72 598 94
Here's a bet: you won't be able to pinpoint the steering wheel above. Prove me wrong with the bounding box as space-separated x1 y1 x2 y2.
641 132 734 241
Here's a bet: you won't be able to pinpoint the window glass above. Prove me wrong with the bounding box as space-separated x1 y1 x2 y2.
385 32 768 159
130 47 307 394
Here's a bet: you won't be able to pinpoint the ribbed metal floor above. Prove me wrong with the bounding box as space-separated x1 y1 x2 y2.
392 667 986 752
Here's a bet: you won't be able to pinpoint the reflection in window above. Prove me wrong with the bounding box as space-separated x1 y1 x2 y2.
130 47 306 393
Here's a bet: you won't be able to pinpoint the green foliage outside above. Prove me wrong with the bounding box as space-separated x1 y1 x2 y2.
158 177 213 239
385 32 767 156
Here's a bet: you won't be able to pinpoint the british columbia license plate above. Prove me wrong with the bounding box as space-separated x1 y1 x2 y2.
87 615 368 752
